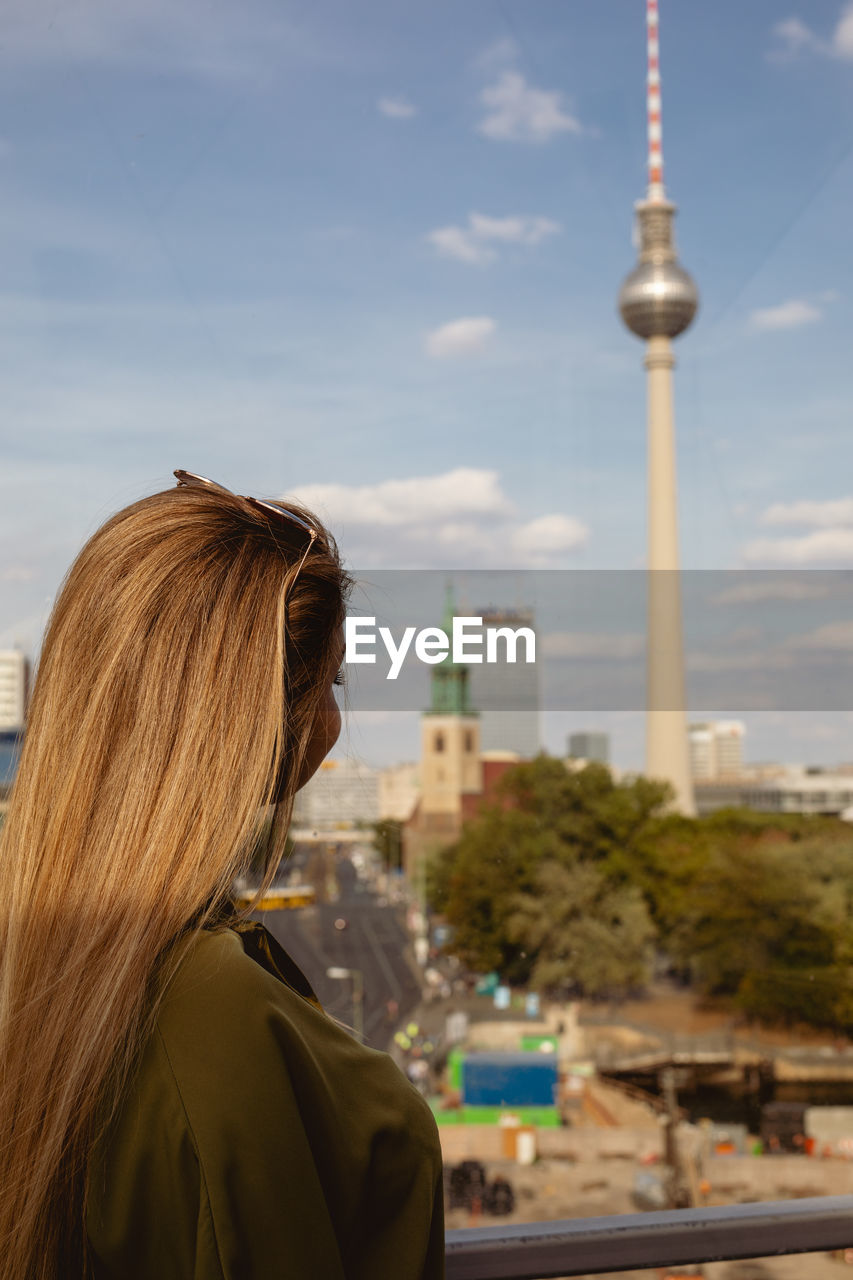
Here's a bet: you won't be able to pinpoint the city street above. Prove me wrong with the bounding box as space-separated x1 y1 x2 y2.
257 855 423 1049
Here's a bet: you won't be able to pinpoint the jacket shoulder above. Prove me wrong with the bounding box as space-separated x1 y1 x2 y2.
89 926 445 1280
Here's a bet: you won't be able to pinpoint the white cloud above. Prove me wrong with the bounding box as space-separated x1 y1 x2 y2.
837 3 853 57
686 650 795 673
749 299 822 331
470 212 560 245
743 529 853 566
543 632 643 660
289 468 513 526
426 212 560 266
477 71 582 144
425 316 496 358
377 96 416 119
712 579 837 605
770 17 824 59
760 498 853 527
285 468 588 569
742 496 853 565
787 621 853 650
472 37 519 74
0 0 344 82
769 6 853 62
427 227 496 266
511 514 588 561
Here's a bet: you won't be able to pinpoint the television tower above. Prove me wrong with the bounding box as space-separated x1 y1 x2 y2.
619 0 697 814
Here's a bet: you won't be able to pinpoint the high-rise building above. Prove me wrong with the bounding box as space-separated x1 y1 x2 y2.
0 650 29 733
714 721 745 778
568 731 610 766
687 723 714 781
291 758 379 830
689 721 745 781
619 0 698 815
377 762 419 823
467 607 539 758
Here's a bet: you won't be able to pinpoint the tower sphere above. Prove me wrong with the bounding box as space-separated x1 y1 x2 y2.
619 259 699 340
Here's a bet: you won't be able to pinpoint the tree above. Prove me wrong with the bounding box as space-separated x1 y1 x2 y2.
428 804 546 982
662 822 853 1030
372 819 403 872
428 755 670 992
506 860 655 997
672 839 835 995
429 753 853 1028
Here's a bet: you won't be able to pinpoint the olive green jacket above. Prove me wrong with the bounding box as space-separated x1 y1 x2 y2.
86 922 445 1279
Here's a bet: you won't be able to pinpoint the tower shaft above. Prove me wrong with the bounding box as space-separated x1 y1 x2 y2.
646 337 678 572
646 336 694 814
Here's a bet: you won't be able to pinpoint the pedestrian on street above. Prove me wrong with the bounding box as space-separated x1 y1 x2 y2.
0 472 445 1280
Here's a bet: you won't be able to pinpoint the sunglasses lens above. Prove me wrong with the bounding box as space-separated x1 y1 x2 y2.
261 503 313 534
244 497 317 543
174 470 216 488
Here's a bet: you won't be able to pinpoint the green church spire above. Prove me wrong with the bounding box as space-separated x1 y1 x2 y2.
426 581 477 716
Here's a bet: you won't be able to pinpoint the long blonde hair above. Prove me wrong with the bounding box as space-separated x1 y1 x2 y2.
0 480 349 1278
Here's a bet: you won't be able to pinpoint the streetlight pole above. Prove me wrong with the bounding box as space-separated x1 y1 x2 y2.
326 966 364 1043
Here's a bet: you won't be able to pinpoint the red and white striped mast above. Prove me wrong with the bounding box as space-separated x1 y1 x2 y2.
618 0 699 815
646 0 665 201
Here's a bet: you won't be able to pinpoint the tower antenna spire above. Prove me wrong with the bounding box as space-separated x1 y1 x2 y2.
646 0 665 202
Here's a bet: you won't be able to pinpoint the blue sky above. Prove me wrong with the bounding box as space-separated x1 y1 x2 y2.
3 0 853 767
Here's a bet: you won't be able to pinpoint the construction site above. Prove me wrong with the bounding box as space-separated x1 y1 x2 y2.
414 985 853 1279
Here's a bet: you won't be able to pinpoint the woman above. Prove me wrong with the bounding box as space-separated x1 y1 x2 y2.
0 472 445 1280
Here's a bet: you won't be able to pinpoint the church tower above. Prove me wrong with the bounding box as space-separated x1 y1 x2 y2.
419 584 482 828
403 586 483 881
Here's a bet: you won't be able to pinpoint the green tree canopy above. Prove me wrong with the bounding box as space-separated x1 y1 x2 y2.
372 819 404 872
660 818 853 1029
428 756 669 994
428 757 853 1028
507 860 655 997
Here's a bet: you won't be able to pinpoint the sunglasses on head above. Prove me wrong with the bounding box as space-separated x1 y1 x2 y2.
173 469 321 577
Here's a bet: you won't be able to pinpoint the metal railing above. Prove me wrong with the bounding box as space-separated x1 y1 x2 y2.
445 1195 853 1279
